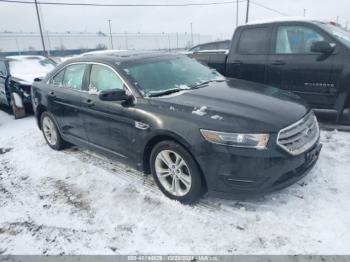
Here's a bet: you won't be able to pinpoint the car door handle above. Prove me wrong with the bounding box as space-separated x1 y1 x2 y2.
48 91 56 98
271 60 286 66
83 99 95 107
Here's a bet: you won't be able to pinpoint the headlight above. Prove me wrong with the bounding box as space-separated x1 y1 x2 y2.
200 129 269 149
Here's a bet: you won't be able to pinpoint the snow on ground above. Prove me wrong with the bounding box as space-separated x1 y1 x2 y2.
0 109 350 255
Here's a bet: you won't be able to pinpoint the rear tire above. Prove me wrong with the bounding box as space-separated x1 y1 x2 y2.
150 140 206 204
40 112 66 150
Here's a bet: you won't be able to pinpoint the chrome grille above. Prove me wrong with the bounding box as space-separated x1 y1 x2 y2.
277 111 319 155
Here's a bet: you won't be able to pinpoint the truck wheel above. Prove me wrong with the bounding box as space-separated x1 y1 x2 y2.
40 112 66 150
10 92 26 119
150 140 206 204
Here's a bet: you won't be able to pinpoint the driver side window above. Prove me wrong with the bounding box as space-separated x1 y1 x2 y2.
89 64 124 92
276 25 325 54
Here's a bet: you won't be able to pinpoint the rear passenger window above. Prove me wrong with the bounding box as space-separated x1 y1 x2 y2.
217 41 230 50
237 27 270 54
52 64 86 90
63 64 86 90
200 43 217 51
52 70 65 86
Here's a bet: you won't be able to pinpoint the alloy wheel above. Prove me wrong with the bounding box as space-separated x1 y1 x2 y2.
43 116 58 146
155 150 192 196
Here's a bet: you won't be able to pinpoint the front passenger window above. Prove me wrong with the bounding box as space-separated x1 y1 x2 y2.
89 64 124 92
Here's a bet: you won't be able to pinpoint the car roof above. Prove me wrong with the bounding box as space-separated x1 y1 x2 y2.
5 55 47 60
63 51 180 65
245 17 322 26
193 40 231 47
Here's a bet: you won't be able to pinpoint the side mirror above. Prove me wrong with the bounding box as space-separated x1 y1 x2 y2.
99 89 132 102
310 41 335 54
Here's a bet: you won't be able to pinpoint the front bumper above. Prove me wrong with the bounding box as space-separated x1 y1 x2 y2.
195 138 322 198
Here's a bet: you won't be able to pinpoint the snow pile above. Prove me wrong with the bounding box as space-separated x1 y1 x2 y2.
210 115 223 120
88 85 101 95
0 110 350 255
192 106 207 116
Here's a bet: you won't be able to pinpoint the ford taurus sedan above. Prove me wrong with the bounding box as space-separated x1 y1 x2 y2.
31 51 321 203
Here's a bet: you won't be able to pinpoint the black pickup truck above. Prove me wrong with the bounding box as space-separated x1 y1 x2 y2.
189 19 350 120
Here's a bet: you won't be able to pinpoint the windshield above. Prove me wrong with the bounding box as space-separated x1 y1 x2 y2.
9 56 56 82
318 23 350 48
122 56 225 96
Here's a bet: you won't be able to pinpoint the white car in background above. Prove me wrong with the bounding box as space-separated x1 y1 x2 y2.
0 55 56 118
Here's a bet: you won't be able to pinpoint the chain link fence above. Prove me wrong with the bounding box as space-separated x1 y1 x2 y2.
0 32 213 55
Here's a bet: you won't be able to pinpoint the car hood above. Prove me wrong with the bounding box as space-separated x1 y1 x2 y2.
148 78 309 133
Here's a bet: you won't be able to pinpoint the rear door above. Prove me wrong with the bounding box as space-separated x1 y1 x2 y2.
226 26 272 84
266 23 336 107
0 60 9 105
47 63 87 141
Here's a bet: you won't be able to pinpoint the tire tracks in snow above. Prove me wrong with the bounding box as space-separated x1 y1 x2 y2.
63 147 266 225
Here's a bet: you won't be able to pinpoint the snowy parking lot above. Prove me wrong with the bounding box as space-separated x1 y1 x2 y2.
0 109 350 255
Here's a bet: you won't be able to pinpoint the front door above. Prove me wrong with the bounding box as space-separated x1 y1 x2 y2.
47 63 87 141
80 63 135 159
266 24 336 107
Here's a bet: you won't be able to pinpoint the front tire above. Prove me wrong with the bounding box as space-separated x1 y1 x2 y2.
40 112 66 150
150 140 206 204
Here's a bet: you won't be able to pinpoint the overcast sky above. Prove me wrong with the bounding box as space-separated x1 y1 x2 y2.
0 0 349 39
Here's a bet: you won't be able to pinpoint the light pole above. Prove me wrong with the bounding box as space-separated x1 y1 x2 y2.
190 22 194 47
176 32 179 50
236 0 239 27
245 0 250 24
303 8 306 17
108 19 114 49
124 31 128 50
34 0 47 56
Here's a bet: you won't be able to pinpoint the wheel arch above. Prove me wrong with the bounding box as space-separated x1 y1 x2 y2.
142 132 208 190
36 105 47 130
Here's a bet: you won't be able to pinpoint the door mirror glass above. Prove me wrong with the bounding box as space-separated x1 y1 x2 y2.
99 89 131 102
310 41 335 54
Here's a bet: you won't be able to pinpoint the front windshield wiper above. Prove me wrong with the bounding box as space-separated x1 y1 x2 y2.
148 79 226 97
148 87 188 97
189 79 226 89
